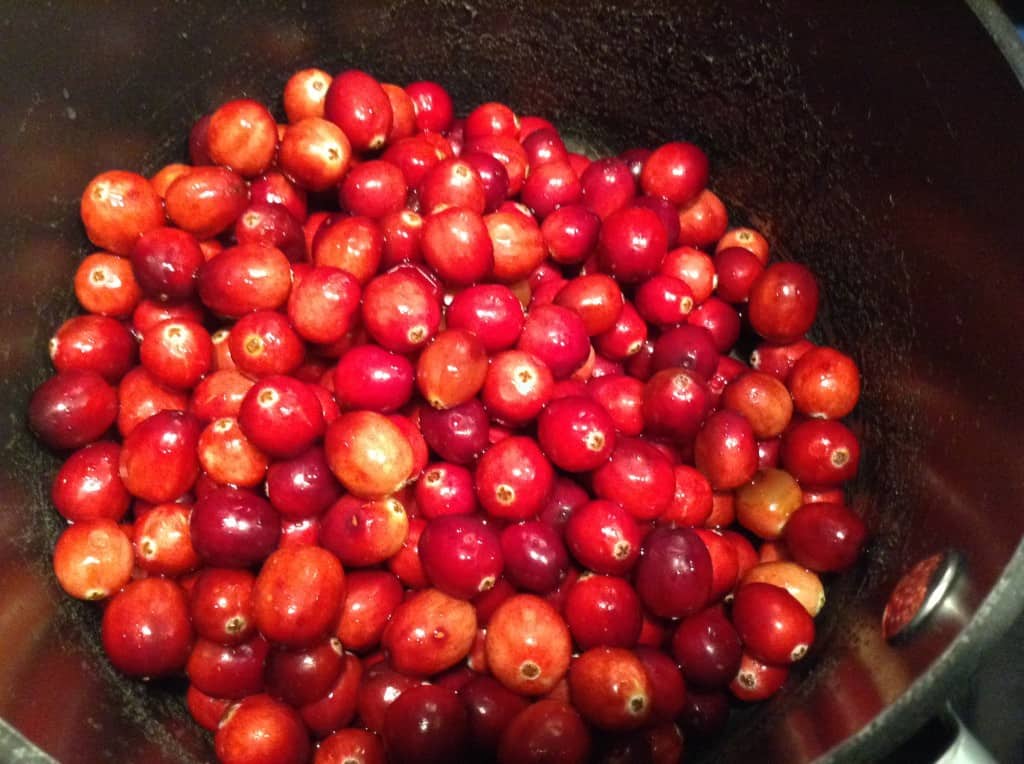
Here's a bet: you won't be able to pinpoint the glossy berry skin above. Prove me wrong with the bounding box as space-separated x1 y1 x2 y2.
642 367 710 442
101 578 193 678
564 500 642 576
485 594 572 696
671 605 742 689
49 315 134 384
787 346 861 419
781 419 861 487
198 244 291 319
783 502 867 572
565 574 643 650
215 695 310 764
597 206 668 284
569 647 653 732
732 582 815 664
592 437 675 521
383 685 468 764
734 468 803 540
742 561 826 617
446 284 525 353
650 324 719 382
405 80 454 133
29 370 118 451
721 371 794 440
133 501 201 575
130 226 205 301
189 567 257 645
51 441 130 522
517 303 591 380
537 395 617 472
74 252 143 318
362 268 442 354
748 263 820 344
415 462 477 519
265 637 345 707
382 588 477 676
80 169 166 255
190 487 281 568
542 204 601 266
498 700 591 764
340 160 408 218
500 520 569 594
265 447 343 518
253 545 345 649
318 493 409 566
336 570 404 653
419 515 504 600
694 410 759 490
519 160 582 219
475 436 555 521
640 141 709 205
421 207 494 287
53 519 134 600
417 329 489 410
287 266 362 345
713 246 764 304
751 338 815 384
459 675 530 755
730 652 789 702
324 69 392 152
238 375 325 460
554 274 625 336
140 319 212 390
166 167 250 241
119 410 201 503
228 310 305 379
186 635 270 700
588 374 645 437
333 345 414 413
418 398 490 465
634 527 713 619
635 274 695 328
481 349 555 426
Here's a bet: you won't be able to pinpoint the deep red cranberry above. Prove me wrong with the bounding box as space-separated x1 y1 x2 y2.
333 345 414 413
383 684 468 764
101 577 193 677
642 367 710 442
419 158 487 214
265 637 345 707
447 284 525 352
750 338 815 383
51 441 130 523
498 700 591 764
597 206 668 283
631 195 682 251
186 685 232 732
521 127 569 168
357 662 425 734
189 567 256 645
251 170 308 222
336 571 404 653
688 297 742 354
405 80 455 133
237 375 325 460
139 319 212 390
421 206 494 286
319 494 409 567
465 101 519 141
338 159 407 218
253 545 345 648
198 244 291 319
500 520 569 594
587 375 644 438
748 262 820 344
463 150 511 212
650 324 719 381
564 500 642 576
729 652 789 702
537 476 589 536
119 409 201 502
380 209 424 266
787 346 862 420
517 304 590 380
460 674 530 755
419 398 490 464
676 188 728 248
537 395 617 472
464 134 529 195
475 436 555 521
640 141 709 205
694 410 758 490
633 274 693 328
190 487 280 568
415 462 478 519
660 464 714 527
680 689 730 738
419 514 504 599
481 349 554 426
323 69 392 152
732 582 815 665
569 646 654 731
565 574 643 650
234 202 305 262
554 274 625 336
186 634 269 700
783 502 867 572
215 695 310 764
520 160 582 219
781 418 861 486
265 447 342 518
580 158 636 220
29 369 118 451
671 605 742 689
129 226 204 302
592 437 675 521
713 246 763 304
542 204 601 265
634 527 713 618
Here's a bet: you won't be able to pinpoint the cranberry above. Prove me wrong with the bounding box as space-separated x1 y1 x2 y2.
542 204 601 266
336 571 404 653
206 98 277 177
694 410 758 490
787 346 862 419
588 374 645 437
383 684 467 764
498 700 591 764
750 338 815 383
300 652 363 738
251 171 308 222
461 151 510 212
320 494 409 567
578 157 634 220
165 166 249 241
132 501 199 575
500 520 569 594
405 80 454 133
187 634 269 700
642 367 710 442
421 206 494 286
748 262 820 344
190 369 255 423
311 216 384 285
238 375 325 460
186 685 232 732
717 226 770 264
676 189 728 247
190 487 280 567
475 436 554 520
458 675 528 755
485 594 571 696
537 476 589 536
419 158 486 214
639 141 708 205
283 67 332 121
517 304 591 380
680 688 730 738
519 160 582 219
592 437 675 521
564 499 642 576
465 101 519 141
215 695 310 764
554 274 625 337
446 284 525 352
382 588 477 676
116 366 189 437
101 577 192 677
198 244 291 319
734 467 803 540
720 370 794 439
189 567 256 645
781 418 861 486
362 268 442 354
417 328 488 409
537 395 616 472
323 69 392 152
357 661 425 734
597 206 668 283
650 324 719 381
635 527 713 618
564 574 642 650
279 117 353 192
51 441 129 524
692 527 740 602
414 462 477 519
118 409 201 503
671 605 742 689
742 561 826 616
479 349 552 426
139 319 212 390
380 209 424 266
333 345 414 413
418 398 490 465
52 519 133 601
485 209 546 282
569 647 653 731
235 202 306 262
80 170 166 255
783 502 867 572
265 637 344 707
74 252 143 317
315 728 383 764
712 246 762 304
688 296 742 353
521 127 569 168
340 159 408 218
732 582 815 664
29 370 118 451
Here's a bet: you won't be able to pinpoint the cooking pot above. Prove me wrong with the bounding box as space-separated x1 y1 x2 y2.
2 1 1023 762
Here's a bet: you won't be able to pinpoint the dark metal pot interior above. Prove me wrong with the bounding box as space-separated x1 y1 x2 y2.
2 1 1023 762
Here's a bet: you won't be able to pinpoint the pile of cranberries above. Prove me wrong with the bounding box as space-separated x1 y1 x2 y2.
29 67 868 764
